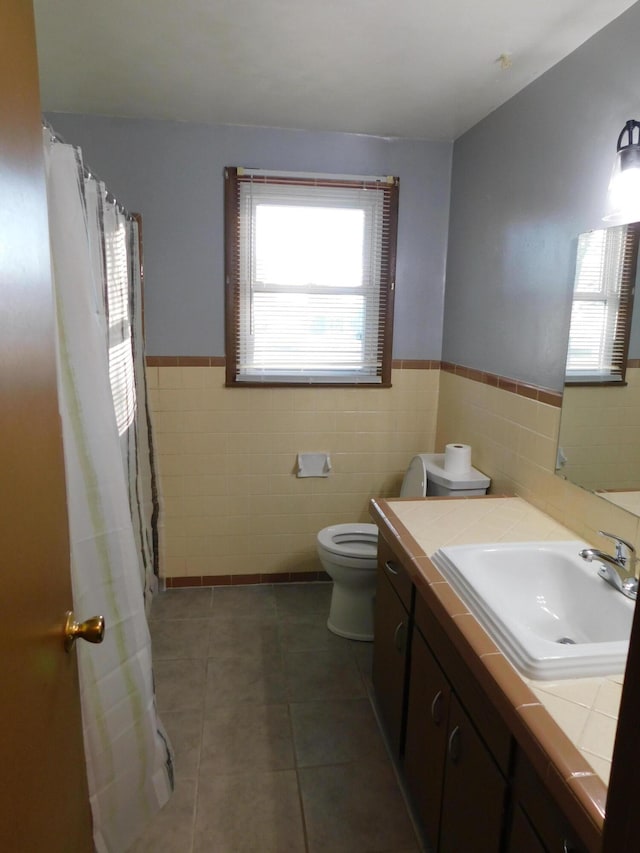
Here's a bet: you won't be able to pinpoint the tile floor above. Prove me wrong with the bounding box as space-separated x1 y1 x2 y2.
130 583 422 853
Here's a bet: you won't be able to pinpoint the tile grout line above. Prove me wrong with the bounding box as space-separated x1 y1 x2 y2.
279 585 311 852
364 679 427 853
279 583 334 853
196 587 218 852
188 588 213 853
287 703 311 853
189 667 207 853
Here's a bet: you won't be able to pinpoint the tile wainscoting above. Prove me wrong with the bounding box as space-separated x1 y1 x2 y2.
436 369 640 556
559 367 640 491
147 359 440 582
147 358 640 583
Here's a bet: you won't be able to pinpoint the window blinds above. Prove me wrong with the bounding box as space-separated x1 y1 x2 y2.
566 223 639 383
225 168 399 386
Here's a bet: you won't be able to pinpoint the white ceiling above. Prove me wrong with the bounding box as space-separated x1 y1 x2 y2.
33 0 637 141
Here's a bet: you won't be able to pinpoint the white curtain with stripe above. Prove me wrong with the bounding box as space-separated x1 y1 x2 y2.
43 131 173 853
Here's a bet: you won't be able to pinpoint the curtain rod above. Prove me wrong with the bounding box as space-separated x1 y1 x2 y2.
42 118 135 221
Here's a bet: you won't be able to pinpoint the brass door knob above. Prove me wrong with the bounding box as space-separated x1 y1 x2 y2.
64 611 105 653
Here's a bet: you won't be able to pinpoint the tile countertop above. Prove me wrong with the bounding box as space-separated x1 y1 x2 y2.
370 495 621 843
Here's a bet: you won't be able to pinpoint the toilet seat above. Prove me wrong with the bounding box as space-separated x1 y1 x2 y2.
316 455 490 642
400 454 427 497
317 523 379 640
317 523 378 559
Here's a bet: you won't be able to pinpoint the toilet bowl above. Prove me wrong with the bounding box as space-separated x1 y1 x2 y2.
316 523 378 640
316 453 490 641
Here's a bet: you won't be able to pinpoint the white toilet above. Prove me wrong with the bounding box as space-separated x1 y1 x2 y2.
316 453 490 641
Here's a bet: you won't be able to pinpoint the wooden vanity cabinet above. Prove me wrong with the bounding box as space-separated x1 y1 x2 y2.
403 599 508 852
439 692 507 852
507 752 588 853
508 805 548 853
371 516 599 853
403 623 451 845
372 535 413 757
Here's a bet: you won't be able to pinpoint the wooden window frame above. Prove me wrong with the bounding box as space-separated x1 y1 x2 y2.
224 167 398 388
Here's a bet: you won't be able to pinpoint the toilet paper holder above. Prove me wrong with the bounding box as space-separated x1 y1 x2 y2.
296 452 332 478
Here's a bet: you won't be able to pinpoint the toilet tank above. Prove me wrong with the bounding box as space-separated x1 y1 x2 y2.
400 453 490 497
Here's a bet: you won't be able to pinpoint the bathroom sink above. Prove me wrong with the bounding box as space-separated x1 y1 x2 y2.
431 541 635 680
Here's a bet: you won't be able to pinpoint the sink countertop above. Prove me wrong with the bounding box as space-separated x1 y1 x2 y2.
370 494 619 842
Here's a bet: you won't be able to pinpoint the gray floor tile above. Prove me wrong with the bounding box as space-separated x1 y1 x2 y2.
285 647 366 702
154 659 207 712
194 770 306 853
381 848 421 853
200 703 294 774
274 582 333 616
141 582 418 852
212 583 277 618
160 710 202 780
205 654 288 707
151 588 213 621
151 617 210 660
299 760 418 853
351 640 374 689
129 778 196 853
290 698 387 767
278 611 348 653
208 615 281 660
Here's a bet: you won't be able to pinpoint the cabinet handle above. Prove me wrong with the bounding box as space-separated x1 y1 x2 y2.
448 725 461 764
393 620 407 653
430 690 444 726
384 560 399 576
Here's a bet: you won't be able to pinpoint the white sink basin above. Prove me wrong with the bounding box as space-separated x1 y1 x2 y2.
431 541 634 680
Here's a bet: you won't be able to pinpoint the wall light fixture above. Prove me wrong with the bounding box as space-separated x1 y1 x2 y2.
605 119 640 223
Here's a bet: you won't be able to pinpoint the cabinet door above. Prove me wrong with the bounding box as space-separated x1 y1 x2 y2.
439 694 507 853
403 628 451 851
512 752 589 853
508 806 547 853
378 535 413 610
372 567 409 756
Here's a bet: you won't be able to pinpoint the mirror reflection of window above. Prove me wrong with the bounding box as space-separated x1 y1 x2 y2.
556 221 640 507
565 224 639 384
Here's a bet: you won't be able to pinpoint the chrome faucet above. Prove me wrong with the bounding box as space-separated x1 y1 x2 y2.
579 531 638 601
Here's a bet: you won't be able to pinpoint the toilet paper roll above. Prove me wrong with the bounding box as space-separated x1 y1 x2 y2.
444 443 472 474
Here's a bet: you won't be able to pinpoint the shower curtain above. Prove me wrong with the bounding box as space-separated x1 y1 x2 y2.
43 131 173 853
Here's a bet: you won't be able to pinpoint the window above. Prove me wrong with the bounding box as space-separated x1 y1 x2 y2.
224 168 399 386
565 223 639 385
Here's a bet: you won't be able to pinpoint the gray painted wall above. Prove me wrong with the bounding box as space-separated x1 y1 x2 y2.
443 1 640 392
46 115 452 359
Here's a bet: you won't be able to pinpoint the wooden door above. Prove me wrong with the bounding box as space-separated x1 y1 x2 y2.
0 2 93 850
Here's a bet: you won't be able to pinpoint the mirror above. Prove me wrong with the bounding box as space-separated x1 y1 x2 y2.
556 222 640 514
